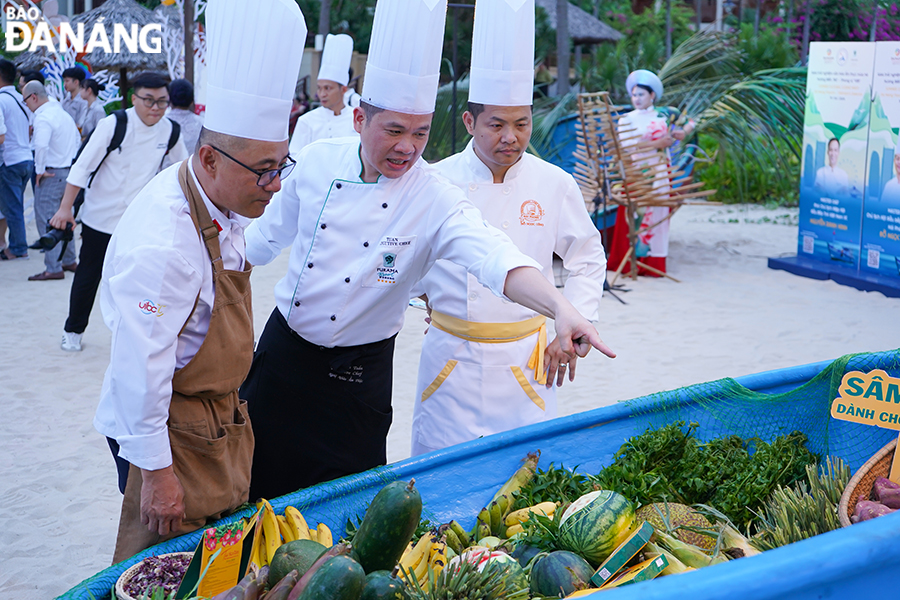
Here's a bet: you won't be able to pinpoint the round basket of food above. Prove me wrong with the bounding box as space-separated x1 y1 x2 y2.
115 552 194 600
838 437 898 527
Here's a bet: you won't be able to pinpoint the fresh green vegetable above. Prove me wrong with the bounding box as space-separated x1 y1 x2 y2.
352 480 424 573
296 555 366 600
511 463 595 511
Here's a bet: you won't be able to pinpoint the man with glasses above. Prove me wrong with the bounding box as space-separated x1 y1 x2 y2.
91 0 307 560
51 71 187 352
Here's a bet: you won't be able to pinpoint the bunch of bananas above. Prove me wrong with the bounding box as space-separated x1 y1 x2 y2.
398 530 447 591
248 499 334 569
503 501 557 537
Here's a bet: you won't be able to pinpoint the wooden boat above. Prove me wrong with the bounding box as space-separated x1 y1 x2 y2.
58 349 900 599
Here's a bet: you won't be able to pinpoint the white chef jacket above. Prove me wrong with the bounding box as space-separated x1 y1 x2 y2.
67 107 189 234
245 137 540 348
94 160 250 471
410 142 606 455
287 105 358 156
32 101 80 174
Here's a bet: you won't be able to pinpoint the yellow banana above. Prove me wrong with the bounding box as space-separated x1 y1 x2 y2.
285 506 311 541
412 548 429 583
249 512 266 567
400 541 415 563
308 527 318 543
316 523 333 548
261 500 281 564
506 523 525 537
504 501 557 526
429 535 447 578
400 532 434 573
277 515 295 543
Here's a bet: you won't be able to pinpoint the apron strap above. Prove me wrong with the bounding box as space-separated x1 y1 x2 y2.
178 160 225 276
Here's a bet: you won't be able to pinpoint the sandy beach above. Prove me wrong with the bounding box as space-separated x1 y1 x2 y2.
1 202 898 599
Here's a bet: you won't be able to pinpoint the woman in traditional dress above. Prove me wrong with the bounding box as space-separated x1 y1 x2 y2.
615 70 695 275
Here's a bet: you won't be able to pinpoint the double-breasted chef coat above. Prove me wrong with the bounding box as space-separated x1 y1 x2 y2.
288 105 358 156
242 136 540 499
411 141 606 456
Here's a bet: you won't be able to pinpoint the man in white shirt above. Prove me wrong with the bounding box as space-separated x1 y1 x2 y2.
51 72 188 352
243 0 615 500
0 59 34 261
61 67 88 130
22 81 81 281
93 0 306 561
288 33 358 156
410 0 607 456
814 138 850 197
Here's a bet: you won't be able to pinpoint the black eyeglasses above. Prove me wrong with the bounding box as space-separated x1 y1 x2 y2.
211 145 296 187
134 94 170 109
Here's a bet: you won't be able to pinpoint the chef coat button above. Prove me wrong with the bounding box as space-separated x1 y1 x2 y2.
320 223 327 229
307 262 314 268
502 221 510 229
363 241 369 247
468 183 477 191
468 292 477 301
382 203 388 209
330 315 336 321
503 187 511 195
345 277 350 283
294 301 300 307
335 182 342 189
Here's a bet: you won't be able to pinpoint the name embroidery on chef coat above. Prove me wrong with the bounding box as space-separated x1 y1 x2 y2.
138 299 166 317
376 237 413 284
520 200 545 226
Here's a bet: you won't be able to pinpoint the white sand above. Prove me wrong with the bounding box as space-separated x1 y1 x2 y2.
1 203 898 599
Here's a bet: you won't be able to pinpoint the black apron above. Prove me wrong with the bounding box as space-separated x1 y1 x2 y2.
242 308 395 499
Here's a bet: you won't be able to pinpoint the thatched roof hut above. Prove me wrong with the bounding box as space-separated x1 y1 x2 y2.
535 0 624 44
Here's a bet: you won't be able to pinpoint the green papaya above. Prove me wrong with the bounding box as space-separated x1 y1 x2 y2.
359 570 408 600
297 555 366 600
351 480 423 573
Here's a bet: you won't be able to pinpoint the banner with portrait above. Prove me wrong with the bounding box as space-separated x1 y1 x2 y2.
859 42 900 282
797 43 875 269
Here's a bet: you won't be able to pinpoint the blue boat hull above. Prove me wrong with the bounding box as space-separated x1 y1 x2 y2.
59 350 900 599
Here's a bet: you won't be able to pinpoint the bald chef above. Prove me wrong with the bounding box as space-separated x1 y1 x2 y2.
243 0 616 501
92 0 306 562
410 0 607 456
288 33 358 156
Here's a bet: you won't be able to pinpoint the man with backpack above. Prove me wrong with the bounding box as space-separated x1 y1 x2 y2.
50 71 187 352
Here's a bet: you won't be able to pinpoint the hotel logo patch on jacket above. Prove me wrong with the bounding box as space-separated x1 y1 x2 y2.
138 299 166 317
520 200 545 226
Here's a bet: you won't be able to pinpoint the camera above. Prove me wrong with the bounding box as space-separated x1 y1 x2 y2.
30 221 73 251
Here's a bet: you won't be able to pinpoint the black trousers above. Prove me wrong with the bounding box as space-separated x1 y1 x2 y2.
65 223 112 334
242 308 396 500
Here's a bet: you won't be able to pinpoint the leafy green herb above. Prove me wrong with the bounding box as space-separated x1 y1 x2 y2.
511 463 596 511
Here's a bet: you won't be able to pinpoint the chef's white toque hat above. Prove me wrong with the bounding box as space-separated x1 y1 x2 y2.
469 0 535 107
204 0 308 142
318 33 353 87
361 0 448 115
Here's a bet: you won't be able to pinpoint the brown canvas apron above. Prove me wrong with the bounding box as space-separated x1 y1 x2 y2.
112 161 255 563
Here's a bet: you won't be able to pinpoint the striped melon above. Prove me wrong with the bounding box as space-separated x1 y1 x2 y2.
557 490 636 566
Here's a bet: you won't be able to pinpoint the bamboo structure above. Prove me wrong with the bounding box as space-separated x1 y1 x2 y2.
573 92 716 282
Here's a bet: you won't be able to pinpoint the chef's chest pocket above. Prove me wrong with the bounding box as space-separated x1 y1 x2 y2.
360 235 418 289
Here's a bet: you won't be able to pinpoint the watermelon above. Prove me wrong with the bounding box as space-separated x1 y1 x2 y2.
530 551 594 597
557 490 636 566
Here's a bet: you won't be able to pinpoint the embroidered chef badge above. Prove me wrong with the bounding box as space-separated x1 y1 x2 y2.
520 200 545 226
371 235 415 286
138 299 166 317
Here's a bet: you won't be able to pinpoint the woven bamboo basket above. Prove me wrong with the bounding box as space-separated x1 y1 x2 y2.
838 437 897 527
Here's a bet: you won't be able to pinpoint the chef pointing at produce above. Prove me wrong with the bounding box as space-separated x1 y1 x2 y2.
410 0 608 456
92 0 306 562
242 0 616 501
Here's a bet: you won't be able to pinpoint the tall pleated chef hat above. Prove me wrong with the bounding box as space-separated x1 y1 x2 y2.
204 0 307 142
469 0 535 106
318 34 353 86
361 0 448 115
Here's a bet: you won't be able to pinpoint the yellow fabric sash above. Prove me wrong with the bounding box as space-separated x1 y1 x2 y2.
429 310 548 384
